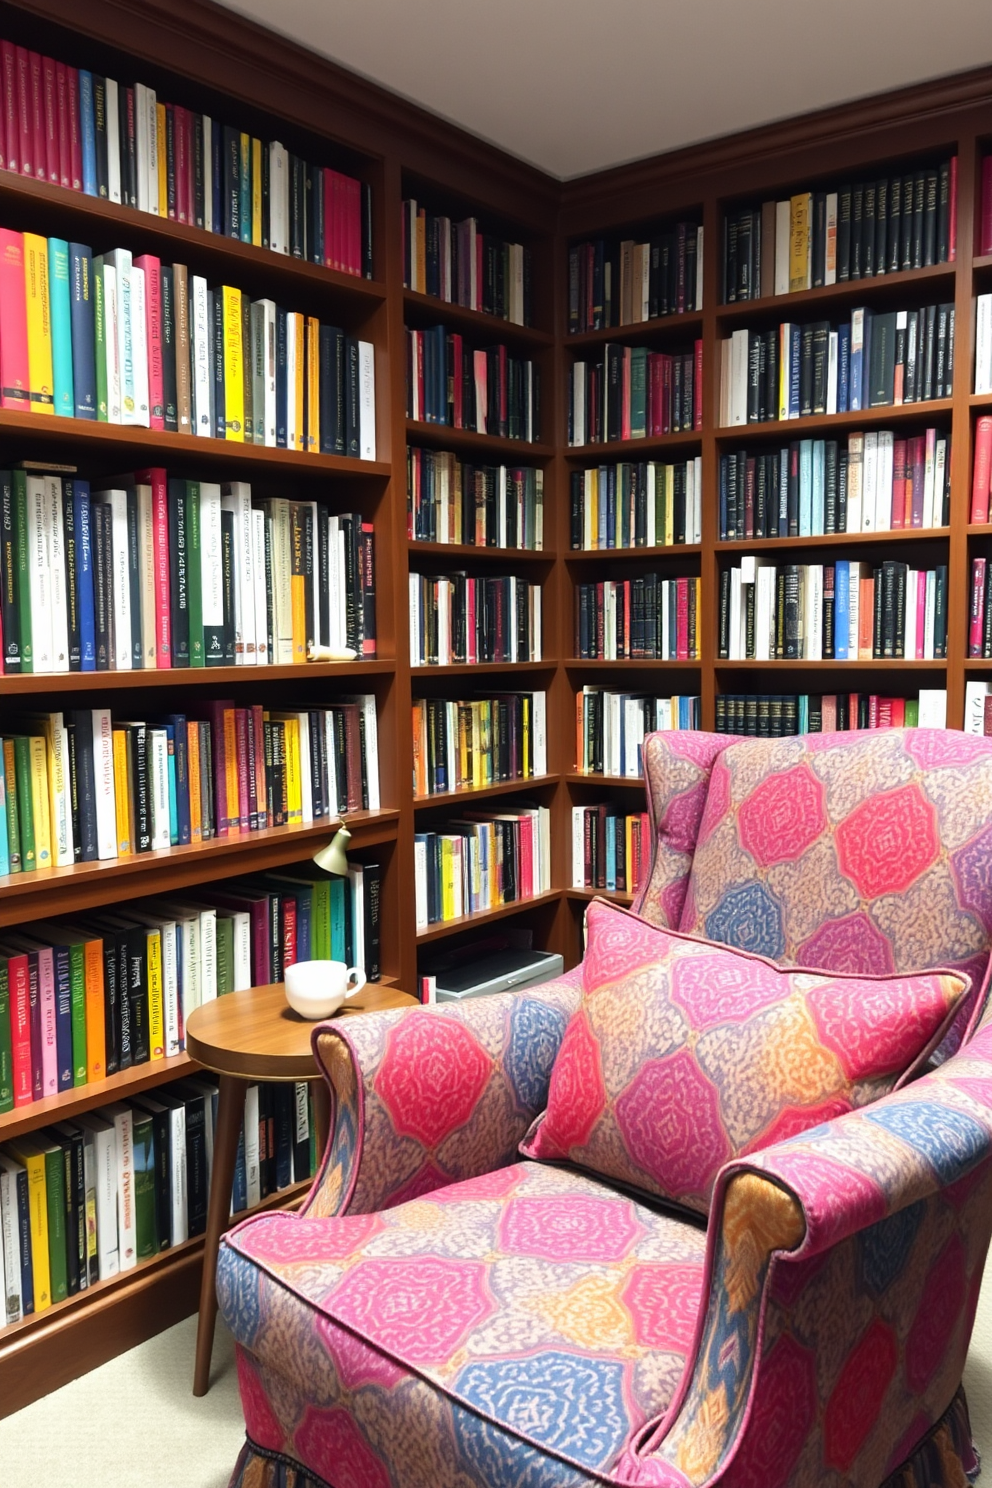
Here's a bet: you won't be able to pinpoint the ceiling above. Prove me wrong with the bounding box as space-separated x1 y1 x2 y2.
219 0 992 180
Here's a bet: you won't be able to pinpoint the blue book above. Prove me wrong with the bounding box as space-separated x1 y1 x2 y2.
329 876 347 960
295 888 312 962
231 1122 247 1213
70 482 96 671
837 324 851 412
79 72 97 196
51 944 73 1092
239 134 252 245
788 326 801 418
165 716 191 846
798 694 809 734
799 439 813 536
69 244 97 420
850 309 865 410
48 239 74 419
276 307 288 446
834 559 850 659
605 466 616 547
211 120 224 235
778 450 789 535
165 725 179 846
0 750 9 876
812 440 826 535
605 815 616 891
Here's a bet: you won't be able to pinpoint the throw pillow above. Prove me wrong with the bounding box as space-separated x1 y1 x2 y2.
521 899 968 1213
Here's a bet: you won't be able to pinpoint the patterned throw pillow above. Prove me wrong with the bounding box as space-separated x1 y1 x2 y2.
521 900 968 1214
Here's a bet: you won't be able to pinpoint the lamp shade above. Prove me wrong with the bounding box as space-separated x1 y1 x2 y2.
312 825 351 876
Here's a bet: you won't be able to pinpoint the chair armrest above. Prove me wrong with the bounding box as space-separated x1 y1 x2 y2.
617 1024 992 1487
301 971 582 1218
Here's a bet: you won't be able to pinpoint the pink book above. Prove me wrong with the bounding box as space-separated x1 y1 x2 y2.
136 466 171 666
175 105 189 224
15 46 31 177
971 415 992 523
42 53 58 183
982 157 992 258
346 174 361 276
877 698 893 728
0 228 30 410
915 572 926 659
67 65 81 190
55 60 70 187
2 42 17 172
235 708 250 832
8 953 32 1107
38 946 58 1097
473 349 487 434
134 256 164 429
970 558 986 657
676 577 690 659
621 348 631 440
29 51 45 182
821 694 837 732
466 577 476 664
517 812 534 899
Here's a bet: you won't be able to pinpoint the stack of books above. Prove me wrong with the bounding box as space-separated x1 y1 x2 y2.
571 805 650 895
406 326 539 440
567 224 703 332
570 459 702 548
414 805 551 928
575 689 701 776
402 202 531 325
0 473 376 675
409 573 542 665
0 42 370 270
719 428 951 539
0 697 380 871
718 559 948 661
723 161 957 302
716 691 947 735
407 448 544 549
568 342 702 444
0 233 375 449
412 693 547 797
575 576 700 660
721 304 954 425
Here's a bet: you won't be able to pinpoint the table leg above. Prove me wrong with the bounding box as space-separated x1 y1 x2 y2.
193 1073 248 1397
312 1077 331 1164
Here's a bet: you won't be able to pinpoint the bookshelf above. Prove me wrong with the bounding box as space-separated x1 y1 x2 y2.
1 0 991 1416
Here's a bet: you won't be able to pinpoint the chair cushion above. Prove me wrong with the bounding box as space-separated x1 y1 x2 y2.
218 1161 707 1484
521 900 968 1213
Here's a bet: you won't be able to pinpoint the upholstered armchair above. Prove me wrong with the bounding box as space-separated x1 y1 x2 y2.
218 728 992 1488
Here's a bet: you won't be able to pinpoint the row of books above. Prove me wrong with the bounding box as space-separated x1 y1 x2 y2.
973 296 992 395
406 326 539 441
413 805 551 928
569 459 703 549
0 697 379 873
968 557 992 657
718 429 951 541
402 202 532 326
965 678 992 735
0 42 369 271
0 232 376 453
575 690 702 778
972 416 992 524
571 806 650 895
567 343 703 445
718 559 949 662
411 694 548 798
409 573 542 667
406 448 544 550
575 576 700 661
715 690 948 736
723 162 957 303
567 225 704 332
0 869 378 1111
721 304 954 427
0 473 376 676
0 1081 316 1323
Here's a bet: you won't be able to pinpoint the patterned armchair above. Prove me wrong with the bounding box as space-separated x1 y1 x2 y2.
218 728 992 1488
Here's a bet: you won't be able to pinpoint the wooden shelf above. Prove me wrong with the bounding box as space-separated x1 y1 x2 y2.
566 429 700 459
970 392 992 408
566 543 702 561
0 407 391 479
0 659 396 695
566 886 635 905
567 772 647 787
716 401 954 441
565 657 701 670
412 659 554 677
416 889 561 942
715 658 947 671
566 312 703 348
405 420 554 460
0 1053 196 1142
414 774 559 809
409 541 553 563
715 262 956 322
716 528 949 553
964 658 992 669
403 289 553 347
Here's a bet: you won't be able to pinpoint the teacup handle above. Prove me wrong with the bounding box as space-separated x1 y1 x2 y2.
344 967 367 999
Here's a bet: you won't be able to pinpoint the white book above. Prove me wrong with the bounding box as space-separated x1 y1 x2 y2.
964 679 991 734
243 1085 261 1210
922 430 937 528
135 482 157 668
826 332 838 415
74 1115 119 1279
774 201 791 296
268 143 289 255
286 313 298 450
199 483 224 664
129 910 180 1056
202 117 213 233
91 708 117 859
101 261 121 423
231 911 251 991
414 837 428 929
103 1103 137 1271
904 570 918 660
729 329 749 425
824 193 838 285
251 507 269 664
293 1085 310 1182
729 566 743 659
25 474 53 671
918 689 948 728
861 432 878 531
47 712 73 867
846 434 864 533
106 249 137 425
0 1156 22 1325
192 275 211 436
756 565 776 660
807 564 823 661
44 475 70 673
145 86 159 213
251 300 276 445
875 431 894 530
532 691 547 776
221 483 256 664
848 564 861 657
976 294 992 395
571 361 586 447
358 340 376 460
895 311 908 405
147 900 202 1026
198 906 218 1004
347 863 366 970
93 489 132 670
105 78 121 204
129 264 150 426
149 728 171 849
695 226 704 310
934 436 948 527
134 83 155 213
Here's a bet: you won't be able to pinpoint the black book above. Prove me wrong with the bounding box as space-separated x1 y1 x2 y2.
868 311 897 407
65 717 81 862
167 481 189 667
922 170 938 266
746 332 761 422
124 927 150 1064
318 324 345 456
937 161 951 264
124 488 143 669
811 322 830 415
851 183 864 278
812 192 827 287
120 85 137 209
61 481 80 671
92 499 112 671
904 312 920 404
899 176 915 270
788 442 800 536
160 267 178 434
362 862 381 981
934 564 948 658
289 155 305 258
223 125 241 239
921 304 937 402
93 77 109 197
362 182 374 280
888 176 903 273
862 180 876 276
309 165 324 267
782 565 800 658
126 722 151 852
724 215 738 304
211 290 225 438
176 1082 209 1238
894 562 907 658
837 185 852 281
874 178 888 274
799 323 815 418
66 711 98 862
824 442 839 533
725 450 738 539
762 328 778 423
344 337 360 458
754 455 767 540
872 566 884 658
911 172 926 269
737 212 753 302
0 471 18 673
220 508 236 663
881 561 898 657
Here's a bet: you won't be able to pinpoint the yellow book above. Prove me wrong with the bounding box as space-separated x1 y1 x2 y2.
29 735 52 868
23 232 54 415
306 317 319 453
479 700 492 787
778 323 791 421
470 704 483 790
416 208 426 293
156 103 168 217
664 465 675 546
8 1142 51 1311
222 286 244 440
456 703 469 791
522 693 532 777
146 928 164 1060
251 138 262 246
188 723 202 843
282 717 302 824
293 313 305 450
81 935 106 1082
288 505 306 662
789 193 812 293
223 708 240 832
440 835 456 920
112 728 131 856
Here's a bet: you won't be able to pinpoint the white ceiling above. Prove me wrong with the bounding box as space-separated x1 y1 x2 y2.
221 0 992 180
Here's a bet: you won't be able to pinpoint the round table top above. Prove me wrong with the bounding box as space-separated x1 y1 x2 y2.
185 980 417 1081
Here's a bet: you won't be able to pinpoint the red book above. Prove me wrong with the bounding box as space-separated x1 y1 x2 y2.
451 332 463 427
949 155 958 261
981 157 992 258
518 813 534 899
67 65 81 190
15 46 31 176
876 697 892 728
694 339 704 430
0 229 29 409
891 439 906 528
7 950 32 1107
970 558 986 657
136 466 171 666
43 52 59 183
282 896 297 969
235 708 250 831
1 42 16 172
984 696 992 738
55 60 70 188
175 105 189 224
28 50 45 181
323 169 337 270
676 577 689 659
134 255 164 429
868 694 879 729
252 704 266 825
347 174 362 276
197 700 234 836
971 415 992 524
890 697 905 727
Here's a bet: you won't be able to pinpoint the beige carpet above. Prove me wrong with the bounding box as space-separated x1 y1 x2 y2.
2 1266 991 1488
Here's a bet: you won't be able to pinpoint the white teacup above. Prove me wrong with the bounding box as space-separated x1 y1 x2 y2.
284 959 367 1020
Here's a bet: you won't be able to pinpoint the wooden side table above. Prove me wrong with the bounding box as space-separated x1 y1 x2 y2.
185 979 417 1395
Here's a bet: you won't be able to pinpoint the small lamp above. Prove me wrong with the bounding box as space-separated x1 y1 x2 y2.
312 822 351 876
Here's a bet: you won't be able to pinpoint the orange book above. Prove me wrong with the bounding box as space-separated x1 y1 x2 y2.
306 316 319 453
858 576 874 659
223 708 239 832
577 690 585 772
81 934 106 1082
187 722 202 843
289 502 307 663
293 312 305 450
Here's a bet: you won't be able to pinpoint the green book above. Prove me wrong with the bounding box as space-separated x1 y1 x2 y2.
185 481 204 667
40 1137 68 1305
65 939 87 1086
629 346 648 439
132 1111 158 1261
12 470 31 672
238 134 252 245
12 736 34 871
92 255 108 422
0 957 12 1112
48 238 75 419
311 878 331 959
216 914 234 996
329 876 348 962
905 698 920 726
2 740 20 874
